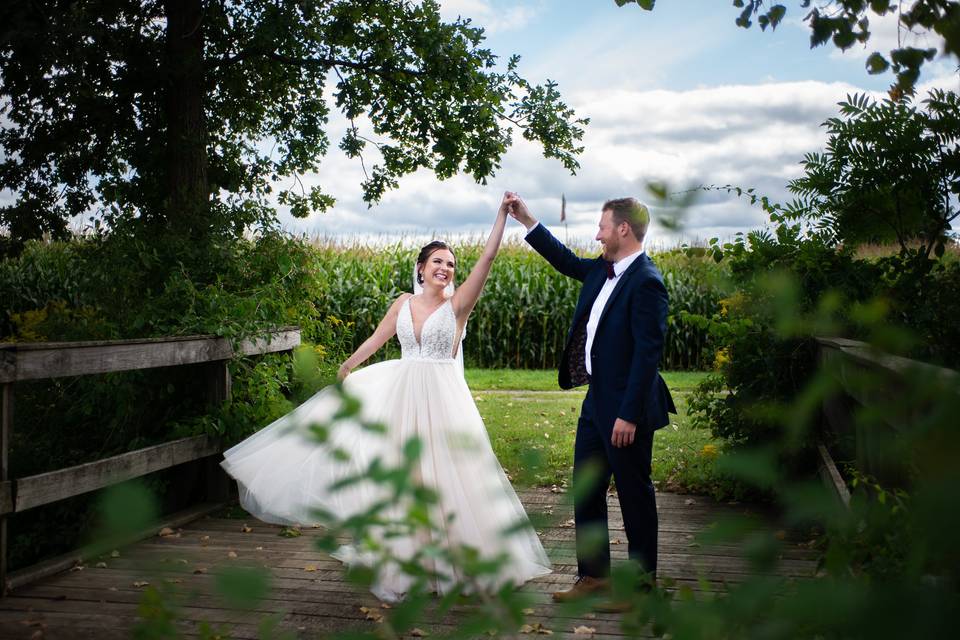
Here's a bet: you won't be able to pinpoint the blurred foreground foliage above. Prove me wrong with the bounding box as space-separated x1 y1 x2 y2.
101 300 959 638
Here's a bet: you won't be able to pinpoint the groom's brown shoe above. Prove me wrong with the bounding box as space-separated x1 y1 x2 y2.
593 578 656 613
552 576 609 602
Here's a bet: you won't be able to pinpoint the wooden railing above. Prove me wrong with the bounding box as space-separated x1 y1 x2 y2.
815 336 959 507
0 328 301 593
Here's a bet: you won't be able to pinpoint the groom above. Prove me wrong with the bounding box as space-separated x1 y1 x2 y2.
506 194 675 603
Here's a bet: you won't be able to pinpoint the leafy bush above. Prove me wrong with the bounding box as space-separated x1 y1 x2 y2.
687 220 960 451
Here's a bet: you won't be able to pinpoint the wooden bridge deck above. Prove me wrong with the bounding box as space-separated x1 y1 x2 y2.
0 489 818 639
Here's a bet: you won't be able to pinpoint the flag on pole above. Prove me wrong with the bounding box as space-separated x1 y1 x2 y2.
560 193 566 223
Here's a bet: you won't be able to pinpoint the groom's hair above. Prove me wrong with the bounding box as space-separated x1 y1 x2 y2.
603 197 650 242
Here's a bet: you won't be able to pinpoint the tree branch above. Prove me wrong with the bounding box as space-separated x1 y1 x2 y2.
211 48 426 80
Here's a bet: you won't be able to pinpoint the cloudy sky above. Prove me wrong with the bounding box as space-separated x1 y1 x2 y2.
281 0 957 248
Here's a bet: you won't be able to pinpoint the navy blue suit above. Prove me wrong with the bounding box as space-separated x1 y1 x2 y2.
526 224 675 580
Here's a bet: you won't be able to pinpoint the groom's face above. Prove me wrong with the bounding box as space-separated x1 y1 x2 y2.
596 209 621 260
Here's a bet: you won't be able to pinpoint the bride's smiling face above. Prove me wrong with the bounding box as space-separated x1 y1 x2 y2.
419 248 456 289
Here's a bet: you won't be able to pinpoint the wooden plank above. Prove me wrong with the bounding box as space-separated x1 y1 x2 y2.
0 328 300 383
205 360 231 408
6 501 225 591
235 329 301 357
816 336 959 388
1 383 10 595
7 436 221 515
817 441 851 509
0 488 819 635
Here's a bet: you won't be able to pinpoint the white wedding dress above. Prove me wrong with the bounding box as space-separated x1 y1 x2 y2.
220 296 551 601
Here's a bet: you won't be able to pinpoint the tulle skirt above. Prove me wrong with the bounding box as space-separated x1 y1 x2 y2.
220 358 551 601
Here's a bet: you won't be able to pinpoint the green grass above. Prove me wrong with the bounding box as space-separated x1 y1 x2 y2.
465 368 706 393
469 370 736 498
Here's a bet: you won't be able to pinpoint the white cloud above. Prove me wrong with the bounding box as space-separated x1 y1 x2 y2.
283 79 885 248
437 0 538 35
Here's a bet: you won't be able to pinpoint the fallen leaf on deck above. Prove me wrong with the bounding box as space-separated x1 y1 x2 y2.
410 629 427 637
69 564 85 572
95 562 107 569
132 581 149 587
199 535 210 543
610 539 621 545
158 527 176 537
227 551 238 559
110 550 120 558
240 525 253 533
193 568 208 574
304 564 317 572
359 606 383 622
685 499 696 506
519 623 553 635
522 608 535 615
573 626 596 636
559 519 576 528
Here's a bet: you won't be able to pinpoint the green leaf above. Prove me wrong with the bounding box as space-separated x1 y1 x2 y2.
214 566 270 609
767 4 786 30
866 52 890 74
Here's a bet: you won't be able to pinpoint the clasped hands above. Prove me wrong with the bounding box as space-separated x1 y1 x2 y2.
499 191 536 228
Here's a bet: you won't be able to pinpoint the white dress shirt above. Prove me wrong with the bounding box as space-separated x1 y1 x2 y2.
525 222 644 375
584 249 644 375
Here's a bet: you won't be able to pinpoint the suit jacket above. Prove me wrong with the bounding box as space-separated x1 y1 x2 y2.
526 224 676 433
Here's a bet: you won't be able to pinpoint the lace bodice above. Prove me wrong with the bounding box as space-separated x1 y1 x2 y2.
397 296 461 361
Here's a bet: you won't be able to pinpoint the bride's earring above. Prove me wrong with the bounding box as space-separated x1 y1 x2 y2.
417 270 424 285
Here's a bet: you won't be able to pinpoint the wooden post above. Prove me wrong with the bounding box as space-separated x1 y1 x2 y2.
205 360 231 408
204 361 232 503
1 383 12 596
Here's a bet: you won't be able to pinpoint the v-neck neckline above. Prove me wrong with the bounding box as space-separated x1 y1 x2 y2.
408 295 449 348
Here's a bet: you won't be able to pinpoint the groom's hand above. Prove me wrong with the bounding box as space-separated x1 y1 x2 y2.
611 418 637 448
505 192 537 230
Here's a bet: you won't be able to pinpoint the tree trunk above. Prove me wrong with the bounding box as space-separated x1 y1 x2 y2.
164 0 209 239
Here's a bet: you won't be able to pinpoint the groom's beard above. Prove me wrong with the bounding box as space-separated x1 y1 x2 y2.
601 242 616 261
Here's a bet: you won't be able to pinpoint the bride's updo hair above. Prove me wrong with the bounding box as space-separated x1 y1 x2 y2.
416 240 456 284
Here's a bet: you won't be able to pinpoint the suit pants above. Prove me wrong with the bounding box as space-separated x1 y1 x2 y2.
573 386 657 580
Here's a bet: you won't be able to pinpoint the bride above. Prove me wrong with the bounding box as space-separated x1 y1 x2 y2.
220 193 551 601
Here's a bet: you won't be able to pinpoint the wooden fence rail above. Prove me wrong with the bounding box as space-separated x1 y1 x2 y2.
0 328 301 594
815 336 959 506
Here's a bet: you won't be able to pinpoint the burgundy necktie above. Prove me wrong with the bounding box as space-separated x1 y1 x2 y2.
606 261 616 279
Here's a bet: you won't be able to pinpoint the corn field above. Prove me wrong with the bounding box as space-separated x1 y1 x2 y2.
308 239 728 370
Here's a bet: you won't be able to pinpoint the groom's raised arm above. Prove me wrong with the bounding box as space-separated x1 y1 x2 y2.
506 194 593 282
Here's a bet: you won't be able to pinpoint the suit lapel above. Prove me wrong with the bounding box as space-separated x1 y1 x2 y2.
595 254 647 330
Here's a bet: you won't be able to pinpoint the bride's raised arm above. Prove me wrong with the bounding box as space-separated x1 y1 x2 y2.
451 192 510 320
338 293 412 380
